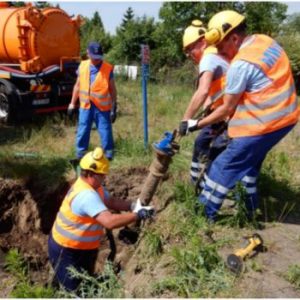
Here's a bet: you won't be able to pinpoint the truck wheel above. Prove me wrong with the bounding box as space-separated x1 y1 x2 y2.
0 87 10 123
0 82 18 124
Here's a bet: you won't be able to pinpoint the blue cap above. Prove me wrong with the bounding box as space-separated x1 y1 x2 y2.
87 41 103 60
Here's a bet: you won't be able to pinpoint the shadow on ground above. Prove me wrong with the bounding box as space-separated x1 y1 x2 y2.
258 171 300 225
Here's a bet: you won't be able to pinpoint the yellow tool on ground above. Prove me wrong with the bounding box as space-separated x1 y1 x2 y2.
227 233 264 274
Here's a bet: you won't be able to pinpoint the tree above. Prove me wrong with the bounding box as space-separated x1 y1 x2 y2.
108 15 157 65
243 2 287 36
152 2 243 68
151 1 288 69
34 2 53 8
10 1 53 8
121 7 135 31
277 13 300 93
79 12 112 57
91 11 104 28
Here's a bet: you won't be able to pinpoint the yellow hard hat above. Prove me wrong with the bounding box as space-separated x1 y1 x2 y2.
205 10 245 45
80 147 109 175
183 20 207 50
203 46 218 55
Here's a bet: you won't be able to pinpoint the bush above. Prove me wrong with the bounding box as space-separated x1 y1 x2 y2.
277 32 300 94
4 249 55 298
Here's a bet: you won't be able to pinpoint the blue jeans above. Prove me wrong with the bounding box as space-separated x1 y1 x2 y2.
198 125 295 220
48 233 98 291
190 123 228 184
76 103 114 159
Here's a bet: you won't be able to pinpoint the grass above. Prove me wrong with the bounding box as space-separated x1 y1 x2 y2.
4 249 55 298
4 249 123 298
283 264 300 290
143 182 234 297
217 183 260 229
0 80 300 297
143 229 163 257
58 262 124 298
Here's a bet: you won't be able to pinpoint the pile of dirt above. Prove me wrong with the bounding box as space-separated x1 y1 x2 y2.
0 177 69 286
1 166 299 297
0 167 150 294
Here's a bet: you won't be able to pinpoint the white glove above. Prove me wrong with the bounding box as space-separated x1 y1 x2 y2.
68 103 75 109
132 198 153 213
179 119 198 136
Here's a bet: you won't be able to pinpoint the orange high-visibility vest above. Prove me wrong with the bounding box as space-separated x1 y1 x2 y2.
52 177 106 250
201 53 227 110
228 34 299 138
209 74 226 110
79 60 113 111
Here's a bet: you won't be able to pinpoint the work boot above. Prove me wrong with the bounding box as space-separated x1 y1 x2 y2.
105 150 114 161
69 158 80 177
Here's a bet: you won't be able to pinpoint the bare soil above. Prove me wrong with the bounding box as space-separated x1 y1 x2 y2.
0 167 299 297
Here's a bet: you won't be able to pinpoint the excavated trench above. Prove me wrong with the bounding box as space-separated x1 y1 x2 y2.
0 167 149 290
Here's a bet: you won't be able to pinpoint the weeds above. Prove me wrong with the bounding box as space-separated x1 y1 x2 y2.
283 264 300 290
58 262 124 298
217 182 260 229
1 79 300 298
144 229 163 257
4 249 27 280
112 136 152 168
150 181 233 297
4 249 55 298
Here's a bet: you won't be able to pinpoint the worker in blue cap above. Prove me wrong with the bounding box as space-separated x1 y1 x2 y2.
68 41 117 161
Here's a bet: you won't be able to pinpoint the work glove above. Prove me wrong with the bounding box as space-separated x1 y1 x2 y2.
110 102 117 123
179 119 198 136
132 198 155 220
67 103 76 118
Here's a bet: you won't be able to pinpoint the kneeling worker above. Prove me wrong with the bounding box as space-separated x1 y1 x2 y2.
48 147 154 291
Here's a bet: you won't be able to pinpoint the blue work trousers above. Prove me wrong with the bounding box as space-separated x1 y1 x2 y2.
76 103 114 159
190 123 228 185
48 233 98 291
198 125 295 220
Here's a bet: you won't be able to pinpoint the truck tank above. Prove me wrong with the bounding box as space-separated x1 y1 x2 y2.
0 4 80 73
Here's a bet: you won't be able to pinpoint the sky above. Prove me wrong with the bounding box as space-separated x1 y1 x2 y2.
56 2 163 34
56 1 300 35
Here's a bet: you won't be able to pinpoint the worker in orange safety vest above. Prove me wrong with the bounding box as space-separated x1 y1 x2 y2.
183 10 299 222
68 41 117 161
179 20 230 193
48 147 154 292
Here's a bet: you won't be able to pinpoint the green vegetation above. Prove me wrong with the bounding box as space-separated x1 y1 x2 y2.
217 183 260 229
9 2 300 89
58 262 124 298
4 250 55 298
147 182 234 297
0 78 299 297
283 264 300 290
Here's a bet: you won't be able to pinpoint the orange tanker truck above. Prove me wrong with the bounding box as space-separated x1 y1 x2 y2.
0 2 81 123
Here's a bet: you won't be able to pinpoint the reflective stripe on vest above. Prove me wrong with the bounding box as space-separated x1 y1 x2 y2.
228 34 299 137
52 177 105 250
79 60 113 111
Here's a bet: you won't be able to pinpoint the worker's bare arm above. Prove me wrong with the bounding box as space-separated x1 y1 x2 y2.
95 210 137 230
103 197 132 212
183 71 213 120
